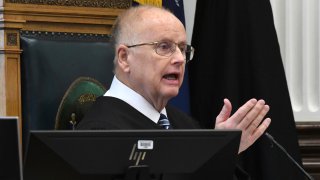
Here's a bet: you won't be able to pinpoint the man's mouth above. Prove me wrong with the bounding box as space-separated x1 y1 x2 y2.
163 73 179 80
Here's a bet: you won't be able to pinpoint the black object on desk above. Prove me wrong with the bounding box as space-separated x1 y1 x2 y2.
0 116 23 180
24 129 241 180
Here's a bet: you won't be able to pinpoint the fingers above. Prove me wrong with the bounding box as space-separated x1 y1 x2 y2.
238 117 272 153
249 117 272 143
237 99 269 130
229 98 257 125
245 104 270 134
226 99 271 153
215 98 232 125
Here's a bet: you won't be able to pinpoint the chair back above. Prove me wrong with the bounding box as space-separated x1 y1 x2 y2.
20 31 114 144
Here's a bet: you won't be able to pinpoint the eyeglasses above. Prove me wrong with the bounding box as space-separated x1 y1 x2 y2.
126 40 195 63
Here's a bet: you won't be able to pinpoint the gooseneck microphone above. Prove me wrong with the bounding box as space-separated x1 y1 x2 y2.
264 133 314 180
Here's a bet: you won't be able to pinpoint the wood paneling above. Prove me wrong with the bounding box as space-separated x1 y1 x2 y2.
296 121 320 179
5 54 21 117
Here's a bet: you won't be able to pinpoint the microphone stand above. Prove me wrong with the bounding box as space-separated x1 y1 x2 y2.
265 133 314 180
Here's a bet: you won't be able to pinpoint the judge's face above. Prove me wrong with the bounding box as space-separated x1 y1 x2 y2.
118 9 187 108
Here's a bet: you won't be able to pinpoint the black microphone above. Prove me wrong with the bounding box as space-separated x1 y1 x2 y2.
264 133 314 180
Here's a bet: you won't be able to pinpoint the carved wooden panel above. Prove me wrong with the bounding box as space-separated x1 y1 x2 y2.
6 0 131 8
2 3 126 34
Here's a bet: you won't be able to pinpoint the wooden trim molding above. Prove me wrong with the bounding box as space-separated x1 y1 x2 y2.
5 53 21 117
0 26 22 119
5 0 131 9
2 3 126 34
296 121 320 179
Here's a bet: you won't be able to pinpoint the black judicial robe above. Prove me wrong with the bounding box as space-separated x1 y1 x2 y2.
76 96 200 130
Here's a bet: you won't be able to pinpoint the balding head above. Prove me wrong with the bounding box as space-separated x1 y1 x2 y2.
111 6 185 70
111 6 182 47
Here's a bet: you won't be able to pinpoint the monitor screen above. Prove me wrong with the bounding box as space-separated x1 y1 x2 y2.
0 116 23 180
24 129 241 180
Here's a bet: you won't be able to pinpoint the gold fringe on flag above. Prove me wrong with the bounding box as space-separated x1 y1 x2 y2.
134 0 162 7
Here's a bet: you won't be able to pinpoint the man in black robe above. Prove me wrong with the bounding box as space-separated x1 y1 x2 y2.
77 4 271 173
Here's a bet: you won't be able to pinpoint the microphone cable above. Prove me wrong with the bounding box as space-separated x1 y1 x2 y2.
264 132 314 180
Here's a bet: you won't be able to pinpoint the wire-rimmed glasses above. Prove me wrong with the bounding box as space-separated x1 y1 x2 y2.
126 40 195 63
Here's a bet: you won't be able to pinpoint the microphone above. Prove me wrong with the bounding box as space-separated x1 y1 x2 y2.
264 132 314 180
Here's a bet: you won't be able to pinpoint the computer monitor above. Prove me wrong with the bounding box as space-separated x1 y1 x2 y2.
24 129 241 180
0 116 23 180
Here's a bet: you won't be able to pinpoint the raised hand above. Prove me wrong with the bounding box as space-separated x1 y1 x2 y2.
215 98 271 153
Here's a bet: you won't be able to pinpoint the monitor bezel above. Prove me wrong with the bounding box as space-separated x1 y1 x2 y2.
24 129 241 180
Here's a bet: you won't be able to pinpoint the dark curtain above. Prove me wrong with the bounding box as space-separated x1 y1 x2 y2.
188 0 305 179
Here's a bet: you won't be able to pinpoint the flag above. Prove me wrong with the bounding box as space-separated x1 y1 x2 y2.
188 0 304 179
133 0 162 7
133 0 191 114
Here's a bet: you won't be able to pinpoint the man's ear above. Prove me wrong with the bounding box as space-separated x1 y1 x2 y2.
117 44 130 73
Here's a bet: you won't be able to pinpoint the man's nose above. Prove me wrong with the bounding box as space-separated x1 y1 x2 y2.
171 47 186 64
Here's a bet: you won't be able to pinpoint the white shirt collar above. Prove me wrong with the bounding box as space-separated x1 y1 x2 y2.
104 76 167 124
